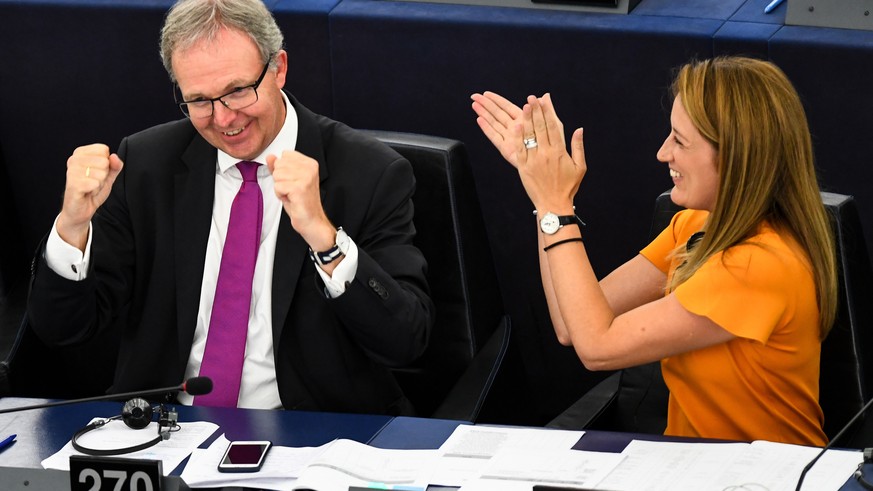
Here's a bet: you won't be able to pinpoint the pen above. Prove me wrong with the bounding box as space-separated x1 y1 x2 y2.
0 434 17 451
764 0 785 14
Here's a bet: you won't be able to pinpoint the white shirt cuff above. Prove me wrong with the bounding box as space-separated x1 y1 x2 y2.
45 215 92 281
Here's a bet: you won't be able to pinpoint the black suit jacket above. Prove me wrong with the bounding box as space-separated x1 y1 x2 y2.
28 95 434 415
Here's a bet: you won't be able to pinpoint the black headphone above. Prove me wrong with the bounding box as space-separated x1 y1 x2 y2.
71 398 180 456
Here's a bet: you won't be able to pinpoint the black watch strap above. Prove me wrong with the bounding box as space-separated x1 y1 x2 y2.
557 215 584 227
308 227 349 266
309 245 342 266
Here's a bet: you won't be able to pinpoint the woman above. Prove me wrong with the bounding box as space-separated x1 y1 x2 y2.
471 56 837 446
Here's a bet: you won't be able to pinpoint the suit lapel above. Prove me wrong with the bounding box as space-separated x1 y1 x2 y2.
175 137 217 368
271 217 304 343
270 94 328 343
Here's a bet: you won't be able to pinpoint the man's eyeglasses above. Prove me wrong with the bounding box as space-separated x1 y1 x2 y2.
177 58 272 119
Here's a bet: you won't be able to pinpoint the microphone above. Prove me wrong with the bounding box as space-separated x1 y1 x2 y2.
0 376 212 415
795 396 873 490
181 377 213 397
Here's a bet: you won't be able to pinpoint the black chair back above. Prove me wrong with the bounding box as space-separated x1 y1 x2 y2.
820 192 873 446
1 304 118 399
362 130 508 418
0 141 26 299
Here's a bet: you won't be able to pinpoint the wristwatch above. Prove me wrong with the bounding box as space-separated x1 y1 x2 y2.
309 227 351 266
539 212 581 235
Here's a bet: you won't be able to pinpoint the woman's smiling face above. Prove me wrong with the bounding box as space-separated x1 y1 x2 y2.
657 96 719 212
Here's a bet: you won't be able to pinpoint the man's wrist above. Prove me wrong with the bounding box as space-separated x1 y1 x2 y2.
56 213 91 252
47 215 91 280
303 220 339 252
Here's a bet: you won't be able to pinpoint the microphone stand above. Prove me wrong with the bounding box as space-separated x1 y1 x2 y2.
795 396 873 490
0 383 185 415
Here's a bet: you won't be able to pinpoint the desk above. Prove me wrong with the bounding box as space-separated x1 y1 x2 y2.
369 417 869 491
0 397 391 471
0 401 867 490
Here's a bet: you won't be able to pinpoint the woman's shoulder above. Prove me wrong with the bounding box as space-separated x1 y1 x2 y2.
670 209 708 243
719 224 812 280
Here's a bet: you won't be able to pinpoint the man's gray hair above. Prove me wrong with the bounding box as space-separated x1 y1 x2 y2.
160 0 284 82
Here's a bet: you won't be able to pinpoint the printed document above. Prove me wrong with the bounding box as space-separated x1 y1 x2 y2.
597 439 863 491
182 435 437 491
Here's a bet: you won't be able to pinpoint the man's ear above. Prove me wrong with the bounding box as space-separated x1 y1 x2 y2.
273 50 288 88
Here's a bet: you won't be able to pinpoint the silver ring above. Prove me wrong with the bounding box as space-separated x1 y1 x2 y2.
523 137 538 149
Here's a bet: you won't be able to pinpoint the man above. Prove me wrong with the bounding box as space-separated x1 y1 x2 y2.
27 0 434 415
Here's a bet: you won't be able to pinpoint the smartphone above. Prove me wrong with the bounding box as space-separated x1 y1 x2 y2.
217 440 272 472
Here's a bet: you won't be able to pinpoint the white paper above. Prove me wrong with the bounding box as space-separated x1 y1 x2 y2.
183 437 435 491
439 425 585 458
181 434 327 490
596 439 863 491
292 438 436 491
428 424 586 486
740 440 862 491
41 418 218 475
597 440 748 491
459 447 625 491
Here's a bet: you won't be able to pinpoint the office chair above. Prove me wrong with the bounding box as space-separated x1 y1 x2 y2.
548 191 873 446
362 130 528 423
0 145 25 301
0 146 22 395
0 146 113 398
0 286 119 399
0 154 117 398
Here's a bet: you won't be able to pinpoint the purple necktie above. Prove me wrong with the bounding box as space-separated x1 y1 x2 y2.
195 161 263 407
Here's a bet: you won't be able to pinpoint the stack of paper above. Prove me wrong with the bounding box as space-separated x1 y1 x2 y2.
182 435 438 491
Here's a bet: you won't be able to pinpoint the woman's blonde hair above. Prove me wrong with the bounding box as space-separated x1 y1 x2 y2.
669 56 837 338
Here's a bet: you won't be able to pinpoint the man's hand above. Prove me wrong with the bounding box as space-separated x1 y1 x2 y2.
57 144 124 251
266 150 337 256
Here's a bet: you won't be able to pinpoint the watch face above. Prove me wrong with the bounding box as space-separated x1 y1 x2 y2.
540 213 560 234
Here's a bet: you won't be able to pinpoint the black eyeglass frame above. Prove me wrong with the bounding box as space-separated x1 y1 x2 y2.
175 57 273 118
